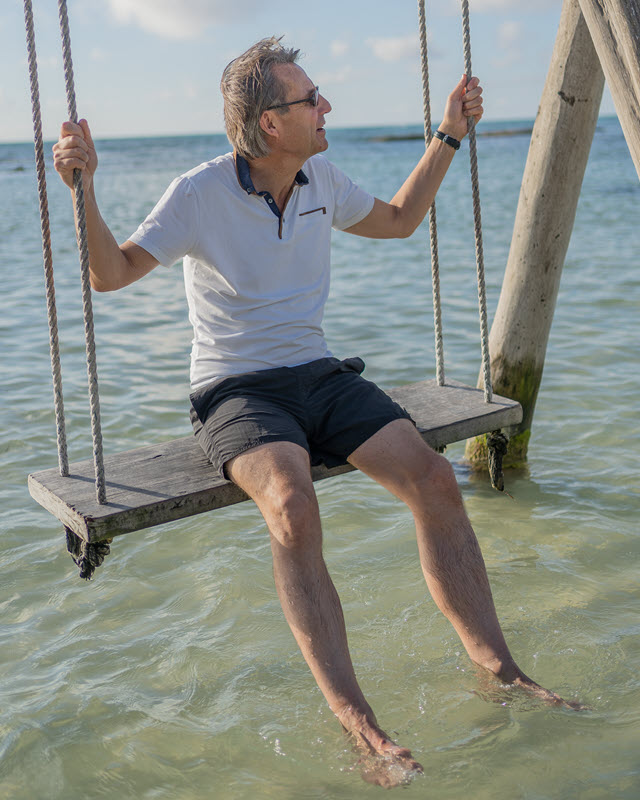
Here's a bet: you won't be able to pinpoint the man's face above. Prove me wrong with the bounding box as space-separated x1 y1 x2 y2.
268 63 332 160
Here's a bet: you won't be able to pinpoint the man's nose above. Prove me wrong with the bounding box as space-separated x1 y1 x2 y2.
319 93 332 114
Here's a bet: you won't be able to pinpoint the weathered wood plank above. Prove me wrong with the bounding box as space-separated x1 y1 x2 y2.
28 379 521 543
578 0 640 180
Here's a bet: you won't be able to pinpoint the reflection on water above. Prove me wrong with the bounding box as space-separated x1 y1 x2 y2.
1 118 639 798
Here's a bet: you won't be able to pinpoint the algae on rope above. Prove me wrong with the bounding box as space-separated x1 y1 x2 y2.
465 429 531 472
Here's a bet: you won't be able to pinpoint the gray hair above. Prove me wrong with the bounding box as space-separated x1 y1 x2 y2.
220 36 300 160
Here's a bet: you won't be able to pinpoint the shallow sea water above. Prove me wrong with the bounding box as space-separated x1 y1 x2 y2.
1 117 639 798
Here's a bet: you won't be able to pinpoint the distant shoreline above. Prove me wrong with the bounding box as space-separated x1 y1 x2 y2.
4 117 626 148
368 128 533 143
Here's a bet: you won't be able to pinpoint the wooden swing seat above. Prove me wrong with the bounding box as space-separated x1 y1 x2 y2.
28 379 521 544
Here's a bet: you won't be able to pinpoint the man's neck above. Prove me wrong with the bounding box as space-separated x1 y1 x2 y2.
247 153 306 211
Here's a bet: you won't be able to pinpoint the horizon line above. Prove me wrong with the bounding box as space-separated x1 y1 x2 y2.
0 113 620 148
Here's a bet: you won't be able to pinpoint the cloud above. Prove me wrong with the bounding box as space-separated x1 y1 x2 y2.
366 34 419 63
455 0 559 11
106 0 259 40
498 20 523 48
493 19 524 66
471 0 520 9
35 55 59 70
330 40 349 58
316 65 353 87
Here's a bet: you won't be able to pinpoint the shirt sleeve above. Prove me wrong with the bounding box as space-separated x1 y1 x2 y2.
324 159 375 231
128 175 198 268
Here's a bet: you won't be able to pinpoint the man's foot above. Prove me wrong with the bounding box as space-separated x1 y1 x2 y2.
510 673 586 710
475 660 586 711
357 750 423 789
337 707 423 788
355 736 423 789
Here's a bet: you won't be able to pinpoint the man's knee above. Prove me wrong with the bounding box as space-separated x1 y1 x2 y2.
425 451 457 491
226 441 321 550
406 448 461 508
262 482 321 551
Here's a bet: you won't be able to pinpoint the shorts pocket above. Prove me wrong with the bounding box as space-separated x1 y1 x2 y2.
338 356 365 375
189 377 230 424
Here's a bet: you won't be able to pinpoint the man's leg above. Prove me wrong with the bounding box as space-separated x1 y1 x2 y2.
348 418 576 704
226 440 423 770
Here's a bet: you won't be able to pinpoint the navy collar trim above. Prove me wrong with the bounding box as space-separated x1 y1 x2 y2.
235 153 309 195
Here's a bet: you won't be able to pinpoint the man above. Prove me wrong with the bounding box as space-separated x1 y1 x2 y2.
53 37 576 784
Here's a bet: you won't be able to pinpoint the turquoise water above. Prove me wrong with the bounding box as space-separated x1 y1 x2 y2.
1 118 639 798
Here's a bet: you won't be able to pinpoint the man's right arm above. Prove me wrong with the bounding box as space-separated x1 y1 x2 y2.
53 119 159 292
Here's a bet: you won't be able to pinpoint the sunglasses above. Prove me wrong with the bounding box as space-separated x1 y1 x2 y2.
266 86 320 111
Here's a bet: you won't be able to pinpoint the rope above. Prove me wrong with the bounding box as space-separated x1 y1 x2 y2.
460 0 492 403
460 0 509 484
486 430 508 492
418 0 445 386
57 0 107 503
23 0 69 477
65 528 112 580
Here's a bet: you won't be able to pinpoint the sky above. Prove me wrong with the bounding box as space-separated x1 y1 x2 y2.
2 0 615 144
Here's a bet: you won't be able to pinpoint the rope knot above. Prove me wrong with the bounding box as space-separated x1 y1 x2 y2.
65 527 112 580
486 430 509 492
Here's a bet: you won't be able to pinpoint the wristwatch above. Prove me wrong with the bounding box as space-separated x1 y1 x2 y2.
433 130 461 151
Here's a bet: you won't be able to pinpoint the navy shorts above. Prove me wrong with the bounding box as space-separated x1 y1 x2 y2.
189 357 413 480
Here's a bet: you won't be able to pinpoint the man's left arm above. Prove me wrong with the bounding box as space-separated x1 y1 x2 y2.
345 75 483 240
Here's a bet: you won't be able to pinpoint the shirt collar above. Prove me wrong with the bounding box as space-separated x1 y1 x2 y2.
234 152 309 195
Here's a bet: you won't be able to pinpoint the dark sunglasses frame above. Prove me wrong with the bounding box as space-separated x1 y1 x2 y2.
266 86 319 111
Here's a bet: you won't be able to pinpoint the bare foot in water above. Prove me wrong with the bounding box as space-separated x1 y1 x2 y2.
510 673 586 710
476 661 587 711
338 708 423 788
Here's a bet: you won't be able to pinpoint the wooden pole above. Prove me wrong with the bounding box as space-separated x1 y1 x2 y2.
465 0 604 469
578 0 640 180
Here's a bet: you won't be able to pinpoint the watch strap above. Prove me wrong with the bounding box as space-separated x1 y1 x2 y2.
433 130 461 151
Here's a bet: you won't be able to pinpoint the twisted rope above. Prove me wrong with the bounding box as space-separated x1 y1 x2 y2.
460 0 508 488
57 0 106 503
23 0 68 477
486 430 508 492
418 0 445 386
65 528 112 581
460 0 492 403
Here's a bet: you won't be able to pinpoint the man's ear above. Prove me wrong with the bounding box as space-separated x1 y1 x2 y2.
259 110 280 141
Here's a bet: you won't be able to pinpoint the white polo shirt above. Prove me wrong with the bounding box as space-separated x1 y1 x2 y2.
129 152 374 390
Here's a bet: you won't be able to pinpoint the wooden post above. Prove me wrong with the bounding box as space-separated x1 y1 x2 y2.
465 0 604 469
578 0 640 180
